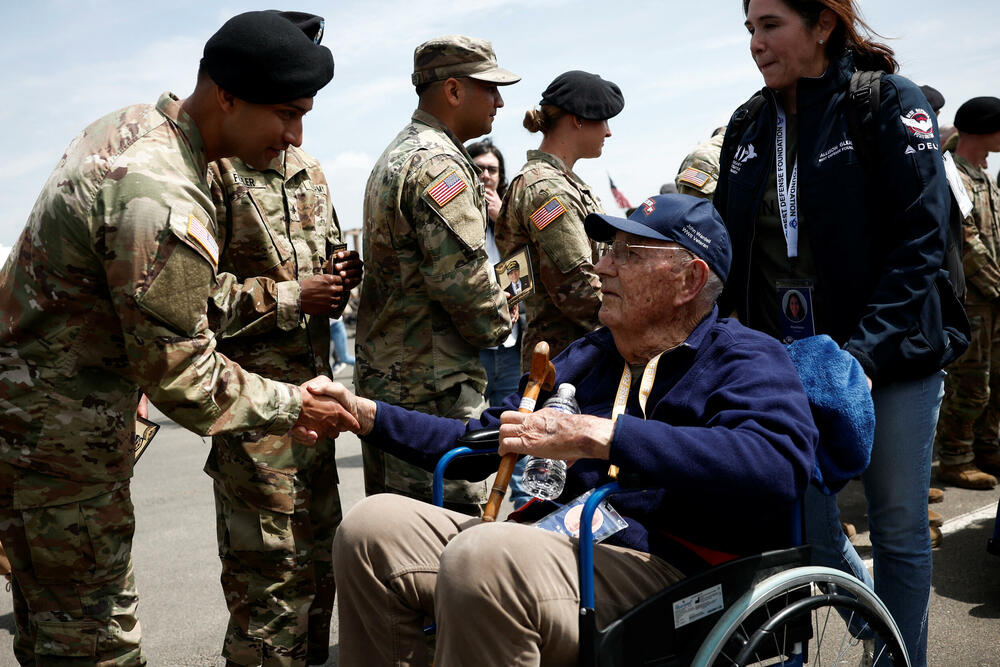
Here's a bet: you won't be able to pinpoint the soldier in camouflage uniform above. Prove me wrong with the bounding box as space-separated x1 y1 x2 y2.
674 128 727 201
207 142 361 664
936 97 1000 490
0 12 357 666
356 36 518 513
496 71 624 369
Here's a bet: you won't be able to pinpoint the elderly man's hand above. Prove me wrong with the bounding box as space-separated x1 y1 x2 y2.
291 376 361 443
498 409 614 462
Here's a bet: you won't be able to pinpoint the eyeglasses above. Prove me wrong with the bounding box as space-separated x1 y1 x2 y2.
602 240 689 265
477 165 500 175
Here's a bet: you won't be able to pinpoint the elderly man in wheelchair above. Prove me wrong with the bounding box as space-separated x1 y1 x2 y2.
319 195 905 666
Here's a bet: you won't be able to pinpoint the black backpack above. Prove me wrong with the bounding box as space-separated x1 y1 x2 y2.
722 71 967 302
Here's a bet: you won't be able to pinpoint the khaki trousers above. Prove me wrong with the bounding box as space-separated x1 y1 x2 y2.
332 494 683 667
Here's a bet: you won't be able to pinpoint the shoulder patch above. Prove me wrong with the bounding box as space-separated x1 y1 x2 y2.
426 170 469 207
186 213 219 266
678 167 712 189
530 197 567 230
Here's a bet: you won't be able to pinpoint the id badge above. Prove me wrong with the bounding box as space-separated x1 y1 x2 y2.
776 279 816 344
533 489 628 543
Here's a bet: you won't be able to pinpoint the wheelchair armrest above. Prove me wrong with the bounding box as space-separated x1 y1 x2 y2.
432 428 501 507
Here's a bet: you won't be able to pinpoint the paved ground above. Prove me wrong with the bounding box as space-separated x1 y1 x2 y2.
1 367 999 664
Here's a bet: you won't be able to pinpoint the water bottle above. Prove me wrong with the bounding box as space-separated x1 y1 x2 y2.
521 383 578 500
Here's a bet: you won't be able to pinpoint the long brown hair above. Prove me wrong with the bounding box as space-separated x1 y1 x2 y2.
743 0 898 73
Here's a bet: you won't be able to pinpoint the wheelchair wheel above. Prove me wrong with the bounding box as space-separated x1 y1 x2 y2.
692 566 909 666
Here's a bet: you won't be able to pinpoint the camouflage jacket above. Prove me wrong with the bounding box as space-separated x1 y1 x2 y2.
953 152 1000 304
495 150 603 369
205 148 343 506
355 110 511 406
0 93 300 493
208 147 341 381
675 132 725 201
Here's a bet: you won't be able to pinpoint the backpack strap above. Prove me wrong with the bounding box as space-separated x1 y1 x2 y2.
846 70 882 165
720 92 767 182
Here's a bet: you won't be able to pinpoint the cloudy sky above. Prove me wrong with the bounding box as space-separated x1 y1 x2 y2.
2 0 998 260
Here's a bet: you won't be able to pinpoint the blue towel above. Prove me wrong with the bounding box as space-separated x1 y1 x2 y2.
786 335 874 494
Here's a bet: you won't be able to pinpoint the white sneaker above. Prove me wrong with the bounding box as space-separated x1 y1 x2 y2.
332 362 349 376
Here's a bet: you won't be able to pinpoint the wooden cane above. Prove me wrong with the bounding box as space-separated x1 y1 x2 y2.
482 341 556 522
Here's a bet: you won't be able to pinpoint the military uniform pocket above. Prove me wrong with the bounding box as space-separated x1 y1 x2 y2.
34 617 99 657
23 486 134 584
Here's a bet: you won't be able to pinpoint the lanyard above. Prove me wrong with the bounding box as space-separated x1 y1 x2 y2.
775 106 799 258
607 352 662 478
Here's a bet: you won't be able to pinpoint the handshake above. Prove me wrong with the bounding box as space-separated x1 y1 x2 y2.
290 377 377 443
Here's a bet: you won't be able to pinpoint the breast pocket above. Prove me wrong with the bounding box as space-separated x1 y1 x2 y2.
223 190 288 275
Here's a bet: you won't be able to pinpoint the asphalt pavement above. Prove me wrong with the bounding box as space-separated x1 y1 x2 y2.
1 367 999 665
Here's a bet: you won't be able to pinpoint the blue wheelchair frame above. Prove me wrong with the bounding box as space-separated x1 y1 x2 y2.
431 431 909 666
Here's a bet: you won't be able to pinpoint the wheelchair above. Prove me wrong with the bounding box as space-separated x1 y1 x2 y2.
433 429 910 666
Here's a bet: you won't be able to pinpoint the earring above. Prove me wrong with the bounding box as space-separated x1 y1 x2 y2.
818 38 825 45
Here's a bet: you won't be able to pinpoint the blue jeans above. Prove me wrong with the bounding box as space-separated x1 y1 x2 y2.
804 371 944 667
479 346 531 507
330 318 354 365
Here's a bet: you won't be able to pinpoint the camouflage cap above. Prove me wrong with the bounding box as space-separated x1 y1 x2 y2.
412 35 520 87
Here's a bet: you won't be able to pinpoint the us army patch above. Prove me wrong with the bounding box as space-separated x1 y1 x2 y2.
678 167 711 189
530 197 566 230
187 213 219 266
426 170 468 207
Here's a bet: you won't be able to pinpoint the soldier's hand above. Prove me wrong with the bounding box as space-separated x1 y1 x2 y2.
484 187 502 223
306 381 378 436
329 250 363 292
137 393 149 420
291 376 360 443
300 274 347 316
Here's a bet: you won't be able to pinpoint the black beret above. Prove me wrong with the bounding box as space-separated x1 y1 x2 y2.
539 70 624 121
919 85 945 115
954 96 1000 135
202 11 334 104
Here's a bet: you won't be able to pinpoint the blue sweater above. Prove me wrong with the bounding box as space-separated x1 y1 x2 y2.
367 310 818 572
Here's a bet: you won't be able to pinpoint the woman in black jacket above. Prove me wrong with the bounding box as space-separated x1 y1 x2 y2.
714 1 969 664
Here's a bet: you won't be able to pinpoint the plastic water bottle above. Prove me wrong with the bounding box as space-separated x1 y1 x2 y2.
521 383 578 500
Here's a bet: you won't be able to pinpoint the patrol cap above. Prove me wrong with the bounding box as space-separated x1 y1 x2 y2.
539 71 624 121
412 35 520 87
919 85 945 115
506 259 520 273
585 194 731 283
202 11 334 104
954 96 1000 135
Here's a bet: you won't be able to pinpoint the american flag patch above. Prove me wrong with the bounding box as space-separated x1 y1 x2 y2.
187 213 219 266
426 171 468 207
530 197 566 230
678 167 711 189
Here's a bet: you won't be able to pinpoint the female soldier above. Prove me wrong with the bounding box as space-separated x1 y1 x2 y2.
715 1 968 664
495 70 624 369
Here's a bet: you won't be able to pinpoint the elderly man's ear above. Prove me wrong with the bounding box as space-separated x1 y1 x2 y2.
674 259 710 306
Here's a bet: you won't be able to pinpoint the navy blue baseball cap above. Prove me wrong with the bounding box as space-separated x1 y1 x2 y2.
585 194 731 283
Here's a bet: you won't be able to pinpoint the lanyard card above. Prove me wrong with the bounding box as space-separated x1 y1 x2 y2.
533 488 628 543
776 279 816 344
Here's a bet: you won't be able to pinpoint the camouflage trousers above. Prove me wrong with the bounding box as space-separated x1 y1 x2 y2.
208 435 342 667
361 381 490 516
936 302 1000 465
0 463 144 666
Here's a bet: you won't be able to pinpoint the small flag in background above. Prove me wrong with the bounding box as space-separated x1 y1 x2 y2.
608 174 632 210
